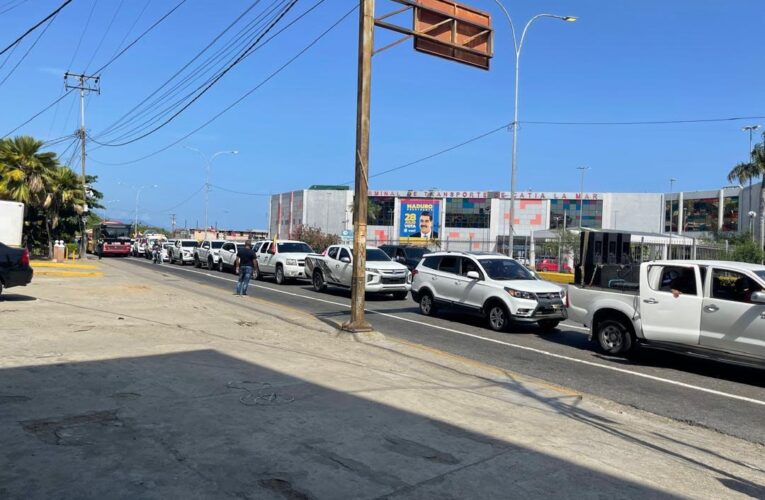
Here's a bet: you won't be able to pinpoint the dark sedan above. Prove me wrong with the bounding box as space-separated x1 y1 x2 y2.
0 243 33 295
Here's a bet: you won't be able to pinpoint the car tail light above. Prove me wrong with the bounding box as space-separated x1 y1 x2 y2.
20 249 30 266
564 286 570 308
411 269 418 278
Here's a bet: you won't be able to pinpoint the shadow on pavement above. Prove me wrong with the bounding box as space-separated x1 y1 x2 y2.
0 350 684 499
0 293 37 302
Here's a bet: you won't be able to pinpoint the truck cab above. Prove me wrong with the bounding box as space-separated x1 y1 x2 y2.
254 240 313 284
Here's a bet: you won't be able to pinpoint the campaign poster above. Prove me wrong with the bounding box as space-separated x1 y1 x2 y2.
399 199 440 240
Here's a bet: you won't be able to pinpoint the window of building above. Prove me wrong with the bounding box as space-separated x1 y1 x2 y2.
682 198 719 233
368 196 395 226
445 198 490 228
550 199 602 229
722 196 739 232
664 199 680 233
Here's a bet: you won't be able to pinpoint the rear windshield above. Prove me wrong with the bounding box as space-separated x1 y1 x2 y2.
479 259 535 280
182 241 198 247
405 248 428 260
278 242 313 253
211 242 224 249
366 249 391 262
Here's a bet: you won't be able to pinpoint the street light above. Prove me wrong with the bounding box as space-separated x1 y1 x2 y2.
577 166 589 228
493 2 577 258
185 147 239 241
134 185 158 237
742 125 760 241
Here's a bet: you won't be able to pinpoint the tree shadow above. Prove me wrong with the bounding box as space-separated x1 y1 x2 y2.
0 350 690 499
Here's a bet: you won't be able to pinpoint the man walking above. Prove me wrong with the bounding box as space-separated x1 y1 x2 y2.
234 241 257 296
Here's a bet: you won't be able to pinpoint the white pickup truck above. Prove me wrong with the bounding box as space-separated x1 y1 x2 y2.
304 245 411 299
567 260 765 367
193 239 226 269
254 240 313 284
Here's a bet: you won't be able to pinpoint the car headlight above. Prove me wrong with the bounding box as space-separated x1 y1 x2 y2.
505 287 537 300
365 267 380 273
407 271 412 283
286 259 298 265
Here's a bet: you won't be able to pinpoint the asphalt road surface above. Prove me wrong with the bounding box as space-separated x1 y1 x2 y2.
117 256 765 445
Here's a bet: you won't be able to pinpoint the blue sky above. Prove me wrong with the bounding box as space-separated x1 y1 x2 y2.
1 0 764 230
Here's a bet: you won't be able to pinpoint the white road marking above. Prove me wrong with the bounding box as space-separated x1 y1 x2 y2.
127 258 765 407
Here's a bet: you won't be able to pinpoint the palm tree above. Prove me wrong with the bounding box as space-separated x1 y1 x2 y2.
0 136 59 206
42 166 86 255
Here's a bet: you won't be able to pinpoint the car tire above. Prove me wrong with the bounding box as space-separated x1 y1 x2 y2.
275 265 285 285
537 319 560 332
418 291 436 316
486 302 509 332
312 271 326 292
596 319 634 356
208 258 214 270
392 291 408 300
218 259 225 273
194 256 201 268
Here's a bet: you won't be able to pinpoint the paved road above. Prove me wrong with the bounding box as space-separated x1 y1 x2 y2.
117 256 765 444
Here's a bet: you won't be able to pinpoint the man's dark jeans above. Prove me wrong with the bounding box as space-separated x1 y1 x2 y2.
236 265 253 295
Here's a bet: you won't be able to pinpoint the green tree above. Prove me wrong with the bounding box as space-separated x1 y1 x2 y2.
290 225 341 253
728 132 765 262
732 238 765 264
0 136 58 206
42 166 86 255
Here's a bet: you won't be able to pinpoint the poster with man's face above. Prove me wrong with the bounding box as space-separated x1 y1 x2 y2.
400 199 440 240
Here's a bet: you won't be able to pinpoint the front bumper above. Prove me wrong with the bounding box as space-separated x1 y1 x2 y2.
511 298 567 323
366 282 411 293
283 264 306 279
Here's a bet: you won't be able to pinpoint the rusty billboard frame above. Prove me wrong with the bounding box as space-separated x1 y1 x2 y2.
374 0 494 70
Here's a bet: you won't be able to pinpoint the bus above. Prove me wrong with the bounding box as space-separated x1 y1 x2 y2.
87 221 132 256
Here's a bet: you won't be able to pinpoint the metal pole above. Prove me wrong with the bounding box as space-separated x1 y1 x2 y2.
577 166 588 228
344 0 374 332
669 178 676 259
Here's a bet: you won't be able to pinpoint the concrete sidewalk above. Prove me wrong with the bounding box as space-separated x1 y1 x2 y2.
1 261 764 499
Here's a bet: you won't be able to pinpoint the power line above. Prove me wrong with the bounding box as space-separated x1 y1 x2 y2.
0 9 60 87
210 184 270 196
2 91 73 138
90 0 300 147
65 0 97 70
109 0 152 60
89 2 355 166
0 0 29 16
0 0 72 58
522 116 765 126
83 0 126 73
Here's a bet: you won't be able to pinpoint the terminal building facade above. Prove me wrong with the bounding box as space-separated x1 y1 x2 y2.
269 184 755 251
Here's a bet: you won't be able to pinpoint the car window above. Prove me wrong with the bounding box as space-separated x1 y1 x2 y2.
328 246 339 259
711 269 763 303
396 248 406 259
367 248 391 262
259 242 270 254
461 257 482 278
649 265 697 295
422 256 440 269
181 241 198 247
438 256 460 275
479 259 534 280
212 242 224 249
202 242 209 249
339 248 351 261
379 246 394 257
277 242 313 253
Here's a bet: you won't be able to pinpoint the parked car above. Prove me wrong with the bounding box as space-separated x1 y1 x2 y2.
536 258 572 273
193 239 226 268
0 242 33 296
169 239 198 265
378 244 432 271
411 251 567 332
216 241 266 272
254 240 313 284
305 245 411 299
567 260 765 366
161 242 173 262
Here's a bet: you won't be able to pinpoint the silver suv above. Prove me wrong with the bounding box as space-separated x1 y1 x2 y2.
410 251 567 332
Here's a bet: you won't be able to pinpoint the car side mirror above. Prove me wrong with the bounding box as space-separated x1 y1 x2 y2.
396 256 406 263
751 291 765 304
340 257 351 263
466 270 480 280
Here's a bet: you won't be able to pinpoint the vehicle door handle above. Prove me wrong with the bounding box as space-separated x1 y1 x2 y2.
643 298 658 304
704 305 719 313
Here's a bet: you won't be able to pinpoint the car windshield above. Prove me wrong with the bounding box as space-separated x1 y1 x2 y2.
479 259 535 280
755 271 765 281
277 242 313 253
182 241 198 247
366 249 391 261
211 242 224 249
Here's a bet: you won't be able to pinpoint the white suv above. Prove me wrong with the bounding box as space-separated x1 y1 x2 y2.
411 251 567 332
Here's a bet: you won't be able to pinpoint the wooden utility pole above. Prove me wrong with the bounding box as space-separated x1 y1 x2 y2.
343 0 375 332
65 72 100 258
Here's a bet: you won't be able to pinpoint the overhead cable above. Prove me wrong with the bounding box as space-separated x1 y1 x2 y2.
88 2 355 166
0 0 72 58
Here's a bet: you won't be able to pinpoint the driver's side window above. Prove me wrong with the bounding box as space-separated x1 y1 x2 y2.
327 246 339 259
339 248 351 261
259 243 270 254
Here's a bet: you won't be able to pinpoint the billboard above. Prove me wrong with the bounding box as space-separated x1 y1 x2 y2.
400 199 441 240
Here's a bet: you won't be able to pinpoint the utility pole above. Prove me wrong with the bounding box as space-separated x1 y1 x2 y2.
65 71 100 258
669 178 677 259
344 0 374 333
170 213 177 236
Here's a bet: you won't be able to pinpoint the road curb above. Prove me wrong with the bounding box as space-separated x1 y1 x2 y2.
32 262 99 270
34 270 104 278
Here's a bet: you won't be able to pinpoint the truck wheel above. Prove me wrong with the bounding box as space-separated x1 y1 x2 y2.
537 320 560 332
419 291 436 316
253 264 261 280
486 302 509 332
312 271 326 292
218 259 225 273
596 319 634 355
208 258 214 269
194 256 201 268
392 291 408 300
275 265 285 285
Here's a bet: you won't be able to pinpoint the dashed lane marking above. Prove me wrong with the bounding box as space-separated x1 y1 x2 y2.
124 258 765 408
